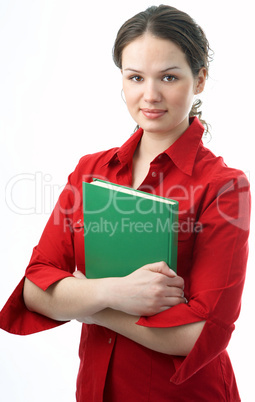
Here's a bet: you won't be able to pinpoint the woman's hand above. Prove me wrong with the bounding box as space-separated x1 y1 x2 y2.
107 261 185 316
74 261 185 318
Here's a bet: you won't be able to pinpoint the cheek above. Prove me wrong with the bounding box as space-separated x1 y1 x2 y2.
123 87 140 110
168 83 194 109
122 90 138 120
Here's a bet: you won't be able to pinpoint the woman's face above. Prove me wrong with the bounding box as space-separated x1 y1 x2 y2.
122 33 206 139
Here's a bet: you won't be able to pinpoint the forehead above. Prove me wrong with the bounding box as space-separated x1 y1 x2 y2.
122 33 188 70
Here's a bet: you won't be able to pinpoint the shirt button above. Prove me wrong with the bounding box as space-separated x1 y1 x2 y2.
151 171 157 177
108 338 112 344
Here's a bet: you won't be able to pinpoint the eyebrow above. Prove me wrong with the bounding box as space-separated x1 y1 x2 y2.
123 66 181 73
161 66 181 72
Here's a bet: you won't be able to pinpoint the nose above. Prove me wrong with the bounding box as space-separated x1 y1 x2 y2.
143 80 162 103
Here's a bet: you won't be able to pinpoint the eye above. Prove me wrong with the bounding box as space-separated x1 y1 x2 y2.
162 75 177 82
130 75 144 82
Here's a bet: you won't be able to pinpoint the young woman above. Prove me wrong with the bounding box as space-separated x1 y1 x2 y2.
0 5 250 401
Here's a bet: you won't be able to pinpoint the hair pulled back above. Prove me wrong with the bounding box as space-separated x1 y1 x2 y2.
113 5 213 134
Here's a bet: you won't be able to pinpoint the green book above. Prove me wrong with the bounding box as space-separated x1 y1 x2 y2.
83 179 178 279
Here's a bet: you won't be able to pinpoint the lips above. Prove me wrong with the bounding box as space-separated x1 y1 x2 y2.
141 108 167 119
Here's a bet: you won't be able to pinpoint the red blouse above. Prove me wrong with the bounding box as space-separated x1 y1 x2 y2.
0 118 251 401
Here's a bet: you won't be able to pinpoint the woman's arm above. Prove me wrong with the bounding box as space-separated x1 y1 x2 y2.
23 275 107 321
81 308 205 356
23 261 185 321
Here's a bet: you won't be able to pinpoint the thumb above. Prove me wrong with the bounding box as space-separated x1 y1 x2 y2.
148 261 177 278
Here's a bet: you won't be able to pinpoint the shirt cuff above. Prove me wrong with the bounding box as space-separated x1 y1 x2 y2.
25 264 74 291
136 302 207 328
170 319 234 384
136 304 233 384
0 277 69 335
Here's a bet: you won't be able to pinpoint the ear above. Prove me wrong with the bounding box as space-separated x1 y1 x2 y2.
195 67 207 95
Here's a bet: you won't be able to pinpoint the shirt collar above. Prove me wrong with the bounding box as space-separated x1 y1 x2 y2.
103 117 204 175
164 117 205 175
101 127 143 167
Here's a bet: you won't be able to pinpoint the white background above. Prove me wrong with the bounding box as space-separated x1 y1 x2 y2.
0 0 254 401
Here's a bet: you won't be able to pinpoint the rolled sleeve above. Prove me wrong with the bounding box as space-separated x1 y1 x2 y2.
136 173 251 383
0 277 68 335
0 169 82 335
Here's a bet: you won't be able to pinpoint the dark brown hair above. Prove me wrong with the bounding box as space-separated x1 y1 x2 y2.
113 5 213 134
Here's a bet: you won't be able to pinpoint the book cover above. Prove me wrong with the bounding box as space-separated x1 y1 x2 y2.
83 179 178 279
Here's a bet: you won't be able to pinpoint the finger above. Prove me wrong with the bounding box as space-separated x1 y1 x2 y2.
164 286 185 298
166 275 185 289
164 296 187 307
158 298 186 312
73 270 86 279
146 261 177 278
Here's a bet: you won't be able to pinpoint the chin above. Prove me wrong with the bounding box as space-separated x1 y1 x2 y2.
140 120 174 134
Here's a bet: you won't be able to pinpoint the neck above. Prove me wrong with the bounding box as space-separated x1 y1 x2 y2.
138 119 189 162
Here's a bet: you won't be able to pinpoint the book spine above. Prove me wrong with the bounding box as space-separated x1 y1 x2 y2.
168 204 178 272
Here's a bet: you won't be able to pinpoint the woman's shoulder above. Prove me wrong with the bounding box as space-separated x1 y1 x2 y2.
68 146 119 185
78 147 119 166
195 144 250 199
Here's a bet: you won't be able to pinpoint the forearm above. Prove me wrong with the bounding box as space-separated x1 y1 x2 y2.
89 308 205 356
23 262 185 322
23 276 109 321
